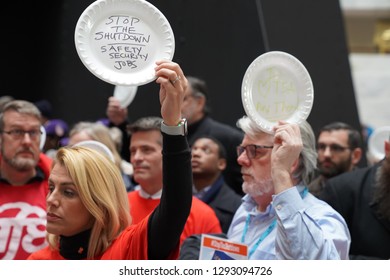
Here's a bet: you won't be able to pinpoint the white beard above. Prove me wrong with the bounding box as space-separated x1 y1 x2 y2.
242 177 274 197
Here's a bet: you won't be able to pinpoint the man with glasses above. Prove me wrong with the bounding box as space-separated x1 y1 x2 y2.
309 122 363 197
0 100 52 259
226 117 350 259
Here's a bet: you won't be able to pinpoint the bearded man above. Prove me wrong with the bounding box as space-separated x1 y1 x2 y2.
0 100 52 259
309 122 363 197
321 139 390 259
226 117 350 259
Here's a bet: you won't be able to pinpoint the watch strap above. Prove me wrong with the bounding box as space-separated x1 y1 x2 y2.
160 118 187 136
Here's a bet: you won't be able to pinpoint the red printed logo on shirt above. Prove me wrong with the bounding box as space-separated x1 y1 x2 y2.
0 202 47 260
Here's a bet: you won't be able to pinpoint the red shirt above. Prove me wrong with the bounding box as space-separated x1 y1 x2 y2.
128 190 222 245
0 154 52 260
27 217 180 260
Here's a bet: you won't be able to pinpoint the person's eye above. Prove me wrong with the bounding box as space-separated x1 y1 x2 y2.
63 189 75 198
317 144 325 150
332 145 343 152
30 130 40 137
248 146 258 157
14 130 24 136
142 147 154 154
48 185 54 193
255 149 268 157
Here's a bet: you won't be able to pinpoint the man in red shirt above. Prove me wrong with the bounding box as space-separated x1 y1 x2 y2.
127 117 222 245
0 100 52 259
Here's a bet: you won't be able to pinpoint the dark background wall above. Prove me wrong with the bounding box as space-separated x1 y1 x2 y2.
2 0 365 162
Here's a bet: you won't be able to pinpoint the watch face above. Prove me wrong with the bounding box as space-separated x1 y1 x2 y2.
181 118 188 136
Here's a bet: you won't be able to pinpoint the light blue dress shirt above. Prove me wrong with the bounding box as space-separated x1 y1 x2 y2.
227 185 351 259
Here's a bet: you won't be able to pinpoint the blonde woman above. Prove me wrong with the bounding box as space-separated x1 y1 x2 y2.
28 60 192 259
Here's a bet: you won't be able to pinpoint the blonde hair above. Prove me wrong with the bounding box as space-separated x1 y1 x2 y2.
47 146 131 259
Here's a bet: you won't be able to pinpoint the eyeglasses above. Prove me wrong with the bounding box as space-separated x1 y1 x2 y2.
236 144 273 159
317 143 350 153
1 129 42 140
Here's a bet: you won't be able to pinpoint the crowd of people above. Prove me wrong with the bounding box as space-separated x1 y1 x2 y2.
1 60 389 260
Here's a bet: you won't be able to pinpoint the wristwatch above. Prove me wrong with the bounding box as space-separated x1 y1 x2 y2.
160 118 188 136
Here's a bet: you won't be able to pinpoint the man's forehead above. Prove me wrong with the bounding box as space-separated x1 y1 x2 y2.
194 137 216 145
3 111 40 124
130 131 162 146
192 138 218 149
319 130 349 142
243 132 273 143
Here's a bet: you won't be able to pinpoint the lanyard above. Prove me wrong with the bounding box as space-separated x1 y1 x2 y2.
241 187 308 258
241 216 276 257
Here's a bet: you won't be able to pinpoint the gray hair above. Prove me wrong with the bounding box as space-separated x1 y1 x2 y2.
0 100 41 130
127 116 163 145
127 116 162 134
236 116 317 185
69 121 123 170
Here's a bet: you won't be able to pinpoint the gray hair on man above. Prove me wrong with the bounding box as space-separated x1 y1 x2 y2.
236 116 317 185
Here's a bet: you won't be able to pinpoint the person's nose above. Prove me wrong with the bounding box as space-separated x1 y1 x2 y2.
131 149 143 163
21 132 34 144
323 146 332 157
46 190 60 208
191 147 201 157
237 151 250 167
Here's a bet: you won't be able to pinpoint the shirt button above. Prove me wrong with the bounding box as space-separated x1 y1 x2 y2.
276 204 282 210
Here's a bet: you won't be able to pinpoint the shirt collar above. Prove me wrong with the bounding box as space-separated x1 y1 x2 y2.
138 187 162 199
193 184 211 198
242 186 305 215
242 194 274 216
0 166 45 185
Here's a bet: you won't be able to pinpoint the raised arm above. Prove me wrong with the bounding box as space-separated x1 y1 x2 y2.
147 61 192 259
271 121 350 259
271 121 303 193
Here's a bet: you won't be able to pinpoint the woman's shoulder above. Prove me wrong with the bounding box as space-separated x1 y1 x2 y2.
28 246 63 260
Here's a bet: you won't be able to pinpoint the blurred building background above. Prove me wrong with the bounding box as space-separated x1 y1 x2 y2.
341 0 390 130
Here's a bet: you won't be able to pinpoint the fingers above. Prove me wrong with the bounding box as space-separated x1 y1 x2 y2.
155 60 187 126
107 96 121 109
154 60 188 90
106 96 127 125
171 75 181 85
155 60 184 79
273 121 301 145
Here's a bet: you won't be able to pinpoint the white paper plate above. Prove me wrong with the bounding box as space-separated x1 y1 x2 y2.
73 140 115 162
241 51 314 133
113 85 138 107
75 0 175 86
368 126 390 161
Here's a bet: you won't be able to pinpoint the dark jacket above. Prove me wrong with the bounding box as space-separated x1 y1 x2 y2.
200 176 242 233
320 161 390 259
